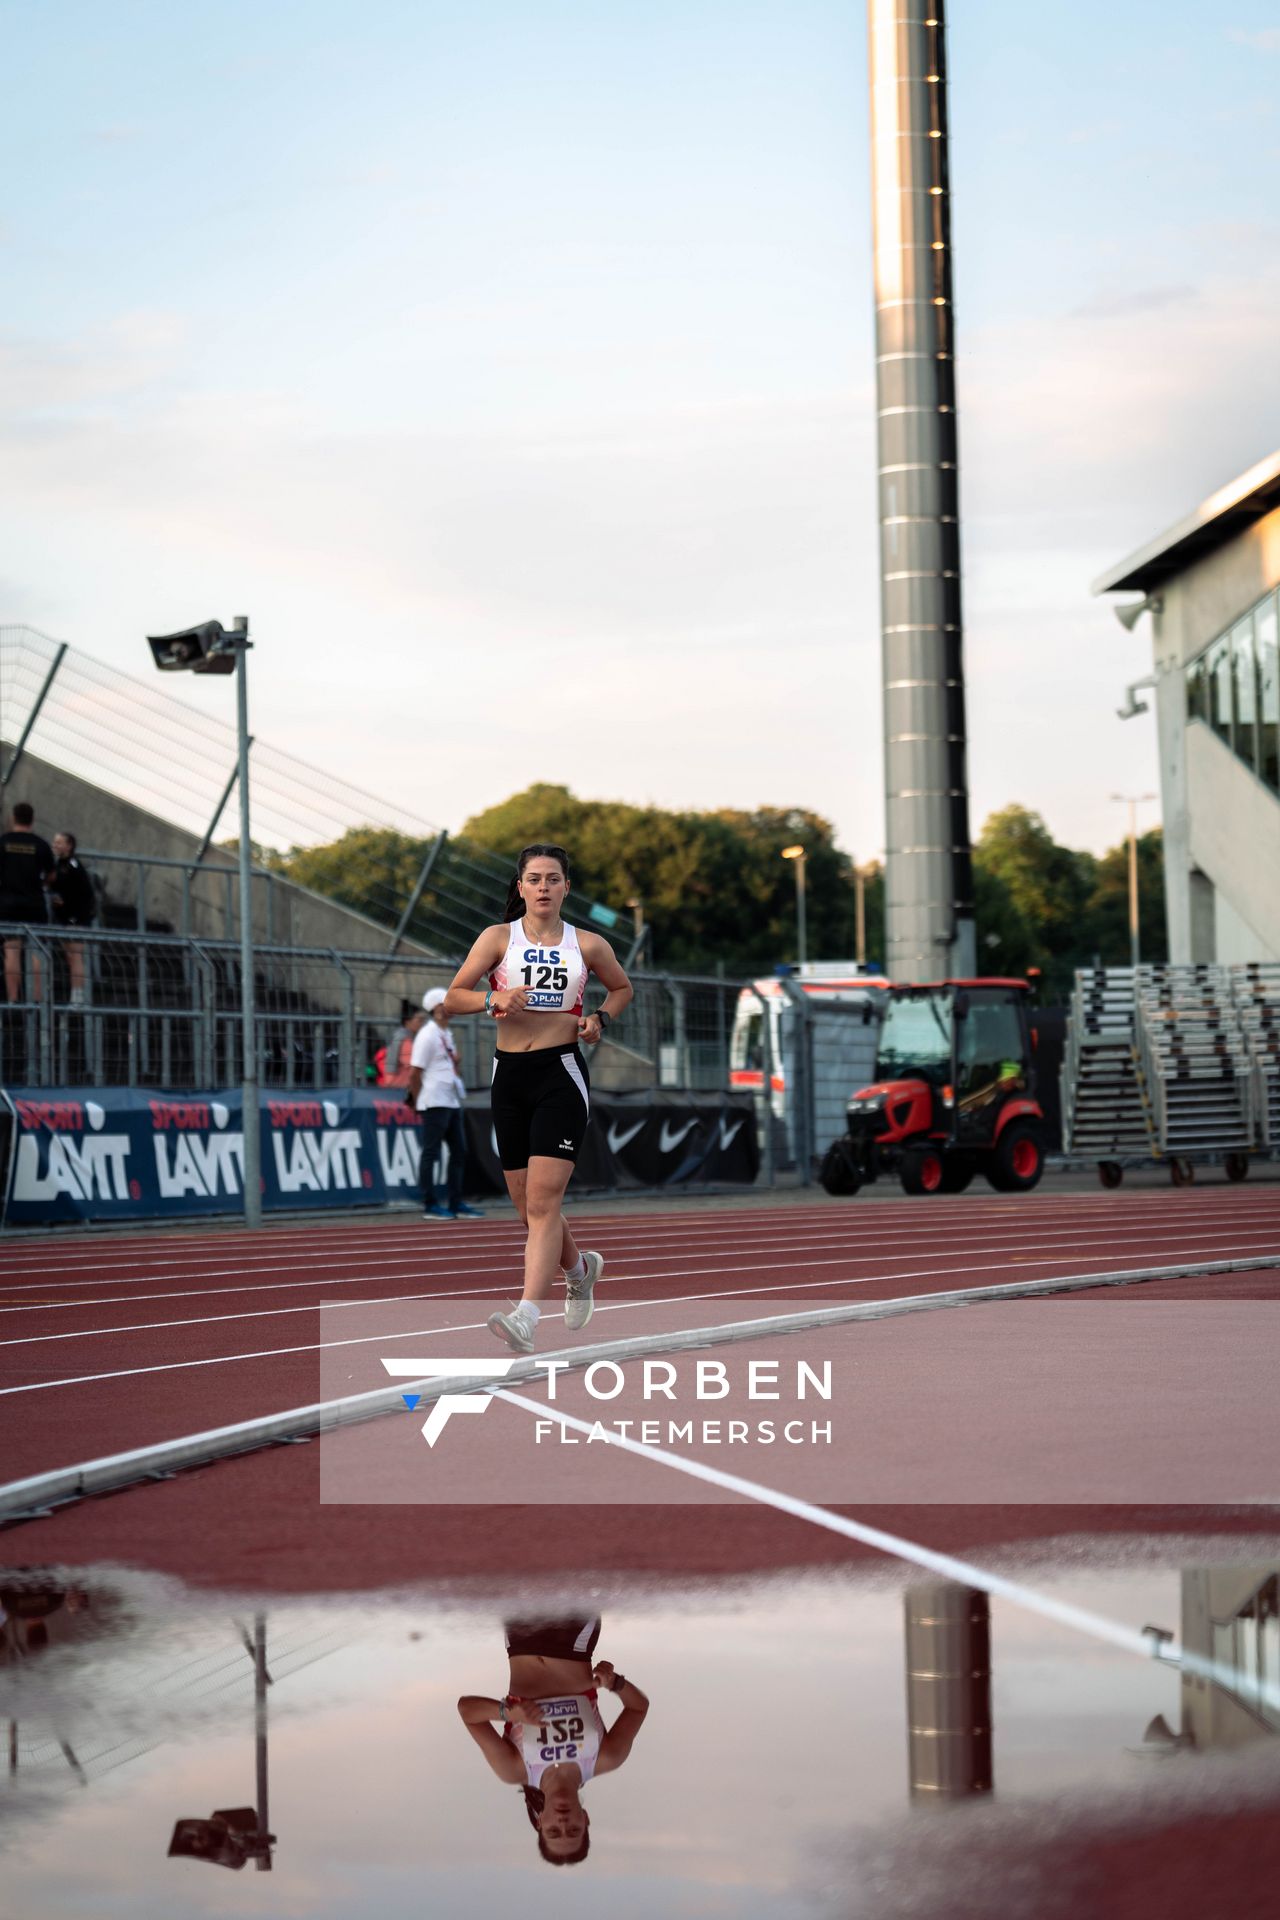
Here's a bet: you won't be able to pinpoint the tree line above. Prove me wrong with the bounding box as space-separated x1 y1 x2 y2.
268 784 1165 999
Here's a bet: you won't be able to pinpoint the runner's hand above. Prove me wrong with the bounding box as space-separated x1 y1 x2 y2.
578 1014 603 1044
492 988 529 1016
503 1696 542 1725
591 1661 615 1688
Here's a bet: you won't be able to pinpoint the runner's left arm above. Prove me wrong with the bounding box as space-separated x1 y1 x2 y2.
592 1663 649 1774
577 936 634 1045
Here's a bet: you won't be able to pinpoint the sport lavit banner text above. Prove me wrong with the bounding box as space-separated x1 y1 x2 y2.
1 1087 757 1223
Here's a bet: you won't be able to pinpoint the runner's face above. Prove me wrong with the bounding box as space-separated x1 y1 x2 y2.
538 1806 587 1853
520 861 567 918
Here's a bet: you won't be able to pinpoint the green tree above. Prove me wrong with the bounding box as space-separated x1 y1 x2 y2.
265 826 435 924
975 804 1098 996
460 786 871 973
1081 828 1167 966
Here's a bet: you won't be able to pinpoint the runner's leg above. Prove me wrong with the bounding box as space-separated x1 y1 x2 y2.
504 1166 580 1271
521 1155 574 1303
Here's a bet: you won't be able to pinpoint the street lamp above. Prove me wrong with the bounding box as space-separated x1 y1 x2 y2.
146 616 262 1227
781 845 807 966
1110 792 1158 971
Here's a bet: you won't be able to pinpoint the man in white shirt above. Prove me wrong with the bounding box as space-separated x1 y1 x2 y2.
409 987 485 1220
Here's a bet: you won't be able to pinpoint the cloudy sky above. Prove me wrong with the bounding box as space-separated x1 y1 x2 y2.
3 0 1278 858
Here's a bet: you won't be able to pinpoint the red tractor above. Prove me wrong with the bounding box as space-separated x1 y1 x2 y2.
819 979 1046 1197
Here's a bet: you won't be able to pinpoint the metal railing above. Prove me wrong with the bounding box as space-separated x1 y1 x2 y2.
0 923 744 1097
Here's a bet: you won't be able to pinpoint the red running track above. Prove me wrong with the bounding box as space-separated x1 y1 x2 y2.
2 1186 1279 1589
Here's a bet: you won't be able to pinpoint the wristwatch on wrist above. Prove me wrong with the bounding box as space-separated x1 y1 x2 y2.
595 1008 612 1031
609 1671 627 1692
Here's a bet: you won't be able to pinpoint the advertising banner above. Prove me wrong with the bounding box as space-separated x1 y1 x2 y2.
0 1087 757 1226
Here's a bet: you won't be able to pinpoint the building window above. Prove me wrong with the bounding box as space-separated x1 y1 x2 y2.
1207 633 1233 747
1232 615 1258 773
1186 656 1207 723
1258 593 1279 794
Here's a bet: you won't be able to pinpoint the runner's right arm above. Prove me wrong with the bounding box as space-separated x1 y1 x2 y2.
443 927 528 1018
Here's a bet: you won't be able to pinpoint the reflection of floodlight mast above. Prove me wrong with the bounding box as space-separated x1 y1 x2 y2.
167 1612 276 1871
904 1582 993 1798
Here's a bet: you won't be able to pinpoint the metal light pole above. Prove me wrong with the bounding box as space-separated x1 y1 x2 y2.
1111 792 1157 971
146 614 261 1228
232 620 262 1228
782 845 807 966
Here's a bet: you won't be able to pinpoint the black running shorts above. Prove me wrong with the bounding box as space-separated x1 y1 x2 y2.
491 1042 591 1170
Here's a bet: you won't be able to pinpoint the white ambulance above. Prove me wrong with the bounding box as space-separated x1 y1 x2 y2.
730 964 889 1167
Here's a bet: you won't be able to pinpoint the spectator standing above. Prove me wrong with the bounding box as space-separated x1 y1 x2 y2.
409 986 485 1220
48 831 96 1005
0 802 54 1003
382 1003 425 1088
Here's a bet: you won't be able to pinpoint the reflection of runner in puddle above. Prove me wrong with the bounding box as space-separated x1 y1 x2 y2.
457 1615 649 1865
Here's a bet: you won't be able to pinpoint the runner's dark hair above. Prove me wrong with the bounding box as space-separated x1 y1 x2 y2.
520 1785 591 1866
502 844 571 922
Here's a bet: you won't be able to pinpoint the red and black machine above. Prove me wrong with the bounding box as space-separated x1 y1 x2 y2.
820 978 1046 1197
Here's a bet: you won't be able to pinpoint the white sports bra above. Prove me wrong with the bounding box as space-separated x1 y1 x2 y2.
505 1691 605 1788
490 919 587 1017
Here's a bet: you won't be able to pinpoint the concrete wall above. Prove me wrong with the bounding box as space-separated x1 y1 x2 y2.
1 742 449 960
1145 505 1280 963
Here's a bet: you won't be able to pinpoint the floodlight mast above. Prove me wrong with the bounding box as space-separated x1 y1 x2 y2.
230 618 262 1230
144 616 261 1227
869 0 975 982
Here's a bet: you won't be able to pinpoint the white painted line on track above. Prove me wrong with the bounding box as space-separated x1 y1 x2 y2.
2 1245 1278 1399
4 1188 1274 1279
5 1204 1280 1304
490 1385 1280 1711
6 1223 1280 1352
6 1245 1280 1690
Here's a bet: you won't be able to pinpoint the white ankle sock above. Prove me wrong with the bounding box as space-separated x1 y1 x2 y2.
517 1301 540 1327
563 1255 586 1283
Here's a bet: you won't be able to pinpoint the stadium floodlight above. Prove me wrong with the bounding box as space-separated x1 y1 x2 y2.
1114 593 1163 633
144 615 261 1228
146 620 237 675
168 1807 274 1870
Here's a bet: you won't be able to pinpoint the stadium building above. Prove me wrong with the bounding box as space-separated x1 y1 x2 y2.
1095 450 1280 964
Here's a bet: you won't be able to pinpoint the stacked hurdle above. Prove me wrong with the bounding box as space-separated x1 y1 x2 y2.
1060 968 1155 1163
1061 962 1280 1184
1227 962 1280 1151
1134 968 1253 1158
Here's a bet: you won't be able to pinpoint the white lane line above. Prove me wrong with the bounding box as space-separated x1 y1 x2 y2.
490 1384 1279 1709
3 1243 1278 1396
5 1219 1280 1337
5 1191 1273 1281
6 1204 1280 1305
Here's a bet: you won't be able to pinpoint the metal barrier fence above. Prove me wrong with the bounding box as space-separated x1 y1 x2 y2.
0 923 743 1099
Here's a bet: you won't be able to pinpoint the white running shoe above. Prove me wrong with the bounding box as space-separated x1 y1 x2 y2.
564 1250 603 1332
487 1305 536 1354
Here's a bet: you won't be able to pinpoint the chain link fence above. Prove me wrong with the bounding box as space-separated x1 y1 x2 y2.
0 923 743 1100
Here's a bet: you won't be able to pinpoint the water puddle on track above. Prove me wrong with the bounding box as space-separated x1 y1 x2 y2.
1 1539 1278 1919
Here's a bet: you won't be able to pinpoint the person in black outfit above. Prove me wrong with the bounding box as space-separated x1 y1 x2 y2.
49 831 96 1005
0 802 54 1003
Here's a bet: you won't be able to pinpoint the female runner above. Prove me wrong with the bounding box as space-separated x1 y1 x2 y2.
456 1615 649 1867
443 843 633 1352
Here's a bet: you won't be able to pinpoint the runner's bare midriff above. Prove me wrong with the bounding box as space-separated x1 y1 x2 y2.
496 1010 582 1054
507 1652 596 1695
